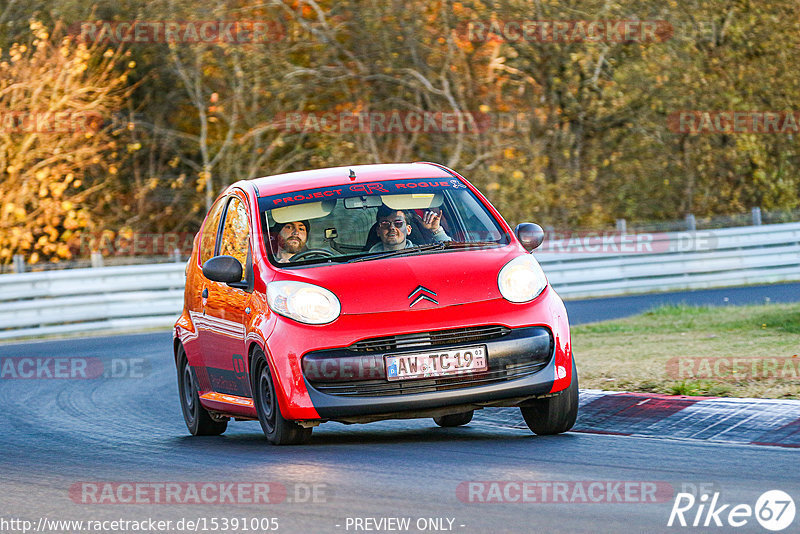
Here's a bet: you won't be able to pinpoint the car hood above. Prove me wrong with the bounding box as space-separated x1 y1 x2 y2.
276 246 525 315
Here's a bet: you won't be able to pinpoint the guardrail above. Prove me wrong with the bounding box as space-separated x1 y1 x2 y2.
535 222 800 298
1 223 799 340
0 263 185 340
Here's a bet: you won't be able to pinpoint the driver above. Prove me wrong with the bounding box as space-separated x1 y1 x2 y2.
272 220 309 263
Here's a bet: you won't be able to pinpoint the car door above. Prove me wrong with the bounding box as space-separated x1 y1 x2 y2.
185 195 226 384
199 193 253 398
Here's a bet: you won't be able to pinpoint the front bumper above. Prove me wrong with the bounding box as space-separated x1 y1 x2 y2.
263 287 572 421
302 326 554 419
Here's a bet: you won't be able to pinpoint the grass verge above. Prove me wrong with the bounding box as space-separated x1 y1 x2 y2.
572 302 800 399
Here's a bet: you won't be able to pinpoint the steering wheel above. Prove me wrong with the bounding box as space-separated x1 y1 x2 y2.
289 248 336 261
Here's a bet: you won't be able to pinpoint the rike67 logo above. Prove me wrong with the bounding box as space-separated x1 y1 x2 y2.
668 490 795 531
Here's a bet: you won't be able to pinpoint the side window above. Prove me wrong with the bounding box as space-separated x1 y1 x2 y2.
200 198 226 265
219 196 250 281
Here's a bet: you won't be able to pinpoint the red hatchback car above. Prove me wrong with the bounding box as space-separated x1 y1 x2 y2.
174 162 577 444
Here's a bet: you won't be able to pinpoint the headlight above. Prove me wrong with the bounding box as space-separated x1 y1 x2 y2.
267 281 341 324
497 254 548 303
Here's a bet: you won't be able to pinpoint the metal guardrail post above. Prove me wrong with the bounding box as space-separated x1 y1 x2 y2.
752 207 762 226
685 214 696 232
90 252 104 268
12 254 25 273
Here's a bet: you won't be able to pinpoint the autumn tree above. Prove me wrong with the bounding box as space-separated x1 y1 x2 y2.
3 0 800 268
0 20 133 265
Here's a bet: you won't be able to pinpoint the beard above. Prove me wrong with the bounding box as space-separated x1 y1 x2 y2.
280 236 304 253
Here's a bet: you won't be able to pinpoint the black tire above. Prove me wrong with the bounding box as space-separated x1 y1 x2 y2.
251 349 313 445
520 359 579 435
433 410 474 427
177 346 227 436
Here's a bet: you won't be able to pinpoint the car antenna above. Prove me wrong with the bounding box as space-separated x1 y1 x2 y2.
349 169 356 181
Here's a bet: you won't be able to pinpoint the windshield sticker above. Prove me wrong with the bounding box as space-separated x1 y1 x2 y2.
259 178 464 208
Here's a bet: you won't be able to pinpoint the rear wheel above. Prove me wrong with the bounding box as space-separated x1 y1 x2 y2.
251 348 312 445
433 410 474 427
520 359 578 435
177 346 227 436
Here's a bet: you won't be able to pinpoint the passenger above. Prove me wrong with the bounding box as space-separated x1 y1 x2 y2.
370 205 450 252
272 220 309 262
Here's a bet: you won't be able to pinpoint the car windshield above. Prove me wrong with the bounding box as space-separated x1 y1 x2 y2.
257 177 510 266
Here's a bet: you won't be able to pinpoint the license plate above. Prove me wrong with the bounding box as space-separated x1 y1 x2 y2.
385 346 487 381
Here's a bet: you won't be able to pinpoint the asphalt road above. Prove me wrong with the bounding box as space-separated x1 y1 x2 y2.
2 285 799 534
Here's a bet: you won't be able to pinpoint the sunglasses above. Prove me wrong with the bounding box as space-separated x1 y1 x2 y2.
378 220 406 230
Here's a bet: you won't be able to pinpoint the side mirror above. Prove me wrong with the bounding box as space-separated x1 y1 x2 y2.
202 255 243 284
514 223 545 252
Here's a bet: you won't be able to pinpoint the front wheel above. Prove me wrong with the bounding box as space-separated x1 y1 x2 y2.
520 359 578 435
177 346 227 436
251 349 312 445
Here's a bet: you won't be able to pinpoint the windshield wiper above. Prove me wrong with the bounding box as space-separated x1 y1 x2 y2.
439 241 500 249
348 242 446 263
347 241 503 263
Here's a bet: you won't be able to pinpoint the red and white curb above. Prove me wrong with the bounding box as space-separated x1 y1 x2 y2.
474 390 800 448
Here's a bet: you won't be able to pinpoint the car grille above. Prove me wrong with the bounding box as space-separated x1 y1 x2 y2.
349 325 511 352
310 359 548 397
